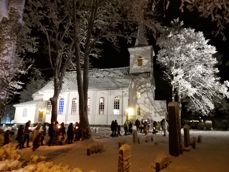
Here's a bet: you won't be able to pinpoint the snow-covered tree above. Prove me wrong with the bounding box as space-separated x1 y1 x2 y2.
0 0 30 117
157 22 229 114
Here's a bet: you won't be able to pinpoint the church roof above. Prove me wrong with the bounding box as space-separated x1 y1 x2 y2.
37 67 130 93
13 100 43 107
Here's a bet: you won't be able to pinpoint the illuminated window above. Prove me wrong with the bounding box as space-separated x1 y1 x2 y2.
58 98 64 114
88 97 91 113
46 101 52 114
23 108 27 117
113 96 120 115
71 98 77 115
137 56 143 66
99 97 105 115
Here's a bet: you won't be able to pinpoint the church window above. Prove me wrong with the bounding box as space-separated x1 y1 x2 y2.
88 97 91 113
58 98 64 114
46 100 52 114
113 96 120 115
137 56 143 66
23 108 27 117
71 98 77 115
99 97 104 115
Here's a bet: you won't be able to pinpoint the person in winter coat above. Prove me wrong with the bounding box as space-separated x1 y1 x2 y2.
23 120 31 147
32 124 42 151
67 123 74 144
3 130 10 145
48 123 55 146
58 122 66 144
74 122 81 141
16 125 24 149
124 120 129 135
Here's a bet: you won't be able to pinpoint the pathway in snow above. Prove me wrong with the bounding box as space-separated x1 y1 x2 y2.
20 130 229 172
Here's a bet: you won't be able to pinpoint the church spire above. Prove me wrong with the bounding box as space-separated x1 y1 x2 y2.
135 22 148 47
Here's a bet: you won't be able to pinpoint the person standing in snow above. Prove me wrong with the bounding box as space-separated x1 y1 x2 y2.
67 123 74 144
23 120 31 147
16 125 24 149
58 122 66 144
48 122 55 146
32 123 42 150
124 120 129 135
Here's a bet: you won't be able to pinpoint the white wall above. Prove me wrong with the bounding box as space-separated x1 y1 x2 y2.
14 105 36 124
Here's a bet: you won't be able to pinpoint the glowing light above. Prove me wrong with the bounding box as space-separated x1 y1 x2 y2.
126 107 134 117
57 124 61 129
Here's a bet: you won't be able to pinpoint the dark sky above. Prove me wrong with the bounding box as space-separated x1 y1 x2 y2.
32 2 229 101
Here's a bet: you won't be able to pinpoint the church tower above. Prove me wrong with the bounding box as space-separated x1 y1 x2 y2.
127 24 155 121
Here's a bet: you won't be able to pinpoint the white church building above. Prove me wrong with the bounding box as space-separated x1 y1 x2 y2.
13 45 167 125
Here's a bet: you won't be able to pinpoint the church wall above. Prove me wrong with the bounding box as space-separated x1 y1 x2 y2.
88 90 96 124
14 105 36 124
91 89 129 125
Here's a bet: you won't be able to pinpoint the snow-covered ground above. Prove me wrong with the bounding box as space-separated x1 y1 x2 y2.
19 129 229 172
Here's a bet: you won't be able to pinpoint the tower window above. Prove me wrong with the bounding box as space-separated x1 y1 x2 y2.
137 56 143 66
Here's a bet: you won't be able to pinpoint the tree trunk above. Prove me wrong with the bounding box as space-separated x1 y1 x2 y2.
50 96 58 123
50 75 61 123
73 0 91 140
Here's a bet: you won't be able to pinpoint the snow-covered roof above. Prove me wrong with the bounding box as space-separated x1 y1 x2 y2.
37 67 130 94
13 100 43 107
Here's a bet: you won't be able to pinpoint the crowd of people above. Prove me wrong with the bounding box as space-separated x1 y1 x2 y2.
1 118 168 150
3 120 83 151
111 118 168 136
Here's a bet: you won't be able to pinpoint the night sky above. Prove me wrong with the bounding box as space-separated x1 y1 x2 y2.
32 2 228 102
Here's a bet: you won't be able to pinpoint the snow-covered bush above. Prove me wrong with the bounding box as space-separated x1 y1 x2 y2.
0 143 21 160
0 143 91 172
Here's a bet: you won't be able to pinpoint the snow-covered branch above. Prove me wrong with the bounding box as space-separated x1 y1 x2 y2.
157 23 229 114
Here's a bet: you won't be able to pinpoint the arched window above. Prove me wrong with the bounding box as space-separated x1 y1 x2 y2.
23 108 27 117
46 100 52 114
58 98 64 114
113 96 120 115
71 98 77 115
88 97 91 113
99 97 105 115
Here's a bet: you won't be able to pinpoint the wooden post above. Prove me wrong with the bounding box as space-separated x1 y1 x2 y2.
118 144 131 172
183 124 190 147
168 102 181 156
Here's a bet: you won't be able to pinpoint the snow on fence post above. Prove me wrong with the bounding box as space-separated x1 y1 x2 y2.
118 144 131 172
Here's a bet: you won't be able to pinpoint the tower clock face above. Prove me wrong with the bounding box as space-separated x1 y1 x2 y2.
129 46 153 74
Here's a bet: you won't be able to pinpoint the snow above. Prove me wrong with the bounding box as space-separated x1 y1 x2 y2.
18 129 229 172
37 67 130 93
